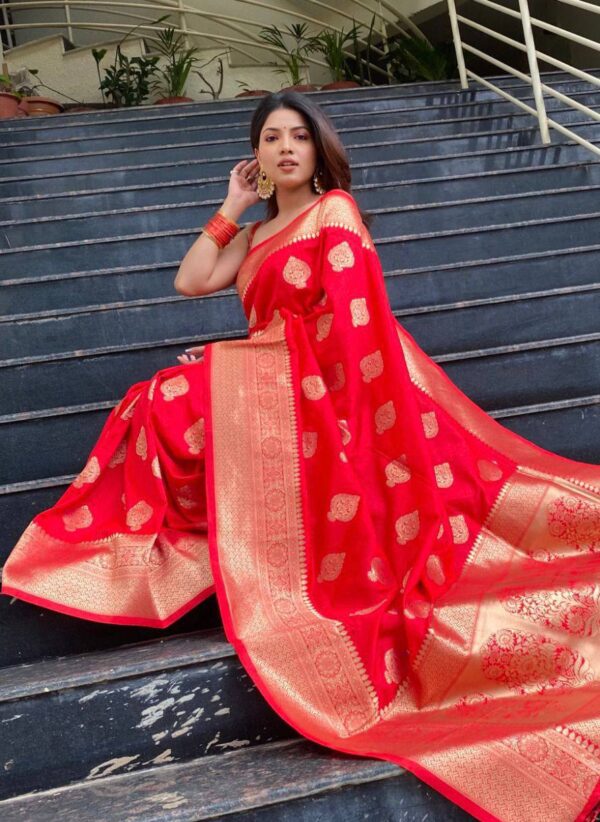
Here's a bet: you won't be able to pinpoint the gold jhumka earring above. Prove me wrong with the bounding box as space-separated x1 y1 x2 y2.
312 168 326 194
257 166 275 199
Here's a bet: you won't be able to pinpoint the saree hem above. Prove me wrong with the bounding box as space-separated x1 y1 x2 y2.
0 583 216 629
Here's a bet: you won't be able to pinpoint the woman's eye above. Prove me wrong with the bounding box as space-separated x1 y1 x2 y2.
265 134 308 141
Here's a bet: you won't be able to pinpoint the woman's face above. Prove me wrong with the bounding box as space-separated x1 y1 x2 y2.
255 107 318 194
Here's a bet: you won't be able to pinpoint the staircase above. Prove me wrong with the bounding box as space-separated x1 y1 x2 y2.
1 70 599 819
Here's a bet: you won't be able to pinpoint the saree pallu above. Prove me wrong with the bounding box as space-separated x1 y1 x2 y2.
2 189 599 822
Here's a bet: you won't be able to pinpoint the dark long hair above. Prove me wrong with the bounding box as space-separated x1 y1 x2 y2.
249 91 373 230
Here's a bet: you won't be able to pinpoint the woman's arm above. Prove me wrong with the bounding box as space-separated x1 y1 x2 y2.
174 158 260 296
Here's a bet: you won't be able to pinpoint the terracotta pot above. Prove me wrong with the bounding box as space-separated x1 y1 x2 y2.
235 89 271 98
279 83 320 93
0 91 21 119
319 80 361 90
155 96 194 105
63 104 105 113
22 96 65 116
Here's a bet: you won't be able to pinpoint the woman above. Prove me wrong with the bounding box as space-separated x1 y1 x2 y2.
2 91 599 822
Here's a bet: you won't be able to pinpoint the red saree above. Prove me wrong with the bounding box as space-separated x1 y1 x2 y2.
2 188 599 822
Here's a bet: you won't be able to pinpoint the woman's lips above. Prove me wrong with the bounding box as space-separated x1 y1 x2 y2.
278 163 298 170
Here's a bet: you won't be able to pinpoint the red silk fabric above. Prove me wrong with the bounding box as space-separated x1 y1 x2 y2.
3 189 599 821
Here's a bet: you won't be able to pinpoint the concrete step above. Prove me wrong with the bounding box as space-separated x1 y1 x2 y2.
4 177 600 250
2 207 599 282
2 236 599 322
0 67 597 139
0 578 221 667
2 152 600 228
2 286 597 368
2 137 598 200
0 629 294 800
2 109 599 183
0 735 474 822
1 334 597 488
1 90 597 160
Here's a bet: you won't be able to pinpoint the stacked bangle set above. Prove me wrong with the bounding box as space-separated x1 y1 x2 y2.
202 210 240 249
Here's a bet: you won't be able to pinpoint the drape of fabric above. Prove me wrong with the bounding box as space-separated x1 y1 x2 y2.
1 365 215 626
2 188 599 821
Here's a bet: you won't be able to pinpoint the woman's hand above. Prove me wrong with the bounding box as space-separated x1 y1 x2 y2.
227 158 261 211
177 345 205 365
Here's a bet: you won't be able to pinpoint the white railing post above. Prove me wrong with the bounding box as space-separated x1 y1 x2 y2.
177 0 190 50
447 0 468 88
517 0 551 143
64 0 73 44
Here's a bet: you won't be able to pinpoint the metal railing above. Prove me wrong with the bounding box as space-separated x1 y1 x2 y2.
0 0 425 86
447 0 600 160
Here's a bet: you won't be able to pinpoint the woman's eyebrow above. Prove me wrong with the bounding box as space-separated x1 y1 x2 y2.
263 126 307 132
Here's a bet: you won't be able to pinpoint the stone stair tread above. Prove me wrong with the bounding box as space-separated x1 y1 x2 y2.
0 628 230 701
0 735 477 822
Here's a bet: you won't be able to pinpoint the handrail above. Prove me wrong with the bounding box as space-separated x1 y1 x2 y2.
0 0 421 87
447 0 600 160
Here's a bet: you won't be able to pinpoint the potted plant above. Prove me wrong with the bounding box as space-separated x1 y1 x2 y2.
309 23 362 90
147 25 199 104
234 79 270 98
0 73 24 118
258 22 320 92
92 13 169 107
0 68 65 117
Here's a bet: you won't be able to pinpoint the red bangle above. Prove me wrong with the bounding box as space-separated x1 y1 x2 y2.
202 209 240 249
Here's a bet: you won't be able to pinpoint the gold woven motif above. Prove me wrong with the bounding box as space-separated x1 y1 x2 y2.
350 297 370 327
302 431 318 458
449 514 469 544
327 240 355 272
385 456 411 486
395 510 420 545
108 441 126 468
434 462 454 488
135 426 148 460
384 648 402 685
160 374 189 402
327 492 360 522
317 552 346 582
425 554 446 585
126 500 153 531
360 350 384 382
316 313 333 341
282 255 312 288
367 556 393 585
62 505 94 532
301 375 326 400
184 417 205 455
421 411 439 438
337 419 351 445
73 456 101 488
375 400 396 435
